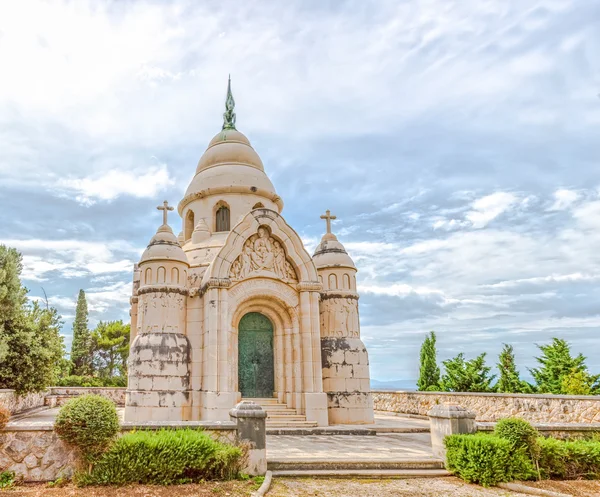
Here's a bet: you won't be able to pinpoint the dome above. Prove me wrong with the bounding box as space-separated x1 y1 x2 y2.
313 233 356 270
178 78 283 214
140 224 189 265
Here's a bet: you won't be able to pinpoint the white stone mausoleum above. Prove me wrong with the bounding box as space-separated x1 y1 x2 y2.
125 80 374 426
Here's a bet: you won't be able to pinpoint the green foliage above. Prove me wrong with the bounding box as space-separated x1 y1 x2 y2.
55 375 127 387
91 320 130 379
0 406 10 430
0 471 16 489
417 331 440 391
530 338 600 395
496 344 532 393
494 417 539 451
78 429 244 486
70 289 92 376
441 353 496 392
54 394 120 463
0 245 65 394
445 433 534 486
537 437 600 480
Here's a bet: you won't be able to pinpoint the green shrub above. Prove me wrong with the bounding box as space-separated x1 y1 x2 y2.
78 429 244 486
538 437 600 480
494 418 539 450
0 471 16 489
54 394 120 464
0 406 10 429
445 433 534 486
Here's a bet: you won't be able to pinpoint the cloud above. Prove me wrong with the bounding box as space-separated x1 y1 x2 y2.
53 164 174 206
465 192 519 229
548 189 579 211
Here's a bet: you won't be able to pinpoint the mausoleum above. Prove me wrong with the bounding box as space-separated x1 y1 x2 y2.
125 79 374 426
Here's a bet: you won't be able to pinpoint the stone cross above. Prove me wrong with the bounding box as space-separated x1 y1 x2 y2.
320 209 337 234
157 200 174 225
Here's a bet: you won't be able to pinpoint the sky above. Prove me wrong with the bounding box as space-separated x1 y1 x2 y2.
1 0 599 386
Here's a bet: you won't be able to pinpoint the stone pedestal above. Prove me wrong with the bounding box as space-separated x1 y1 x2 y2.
428 402 476 460
229 400 267 475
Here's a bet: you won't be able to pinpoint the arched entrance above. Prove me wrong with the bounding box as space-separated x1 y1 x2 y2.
238 312 274 398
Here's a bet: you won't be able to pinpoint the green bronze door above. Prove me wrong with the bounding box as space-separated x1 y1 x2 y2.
238 312 274 398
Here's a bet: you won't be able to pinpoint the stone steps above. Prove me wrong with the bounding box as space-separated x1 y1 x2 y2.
243 397 319 429
271 469 451 478
267 458 445 471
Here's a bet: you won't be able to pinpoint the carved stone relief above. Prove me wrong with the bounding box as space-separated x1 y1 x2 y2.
229 227 298 283
320 297 360 338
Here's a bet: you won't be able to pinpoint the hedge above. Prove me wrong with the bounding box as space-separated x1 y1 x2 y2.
77 429 245 486
538 437 600 480
445 433 534 486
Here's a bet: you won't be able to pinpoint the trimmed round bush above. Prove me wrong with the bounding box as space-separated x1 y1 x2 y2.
494 417 539 451
0 406 10 430
54 394 119 463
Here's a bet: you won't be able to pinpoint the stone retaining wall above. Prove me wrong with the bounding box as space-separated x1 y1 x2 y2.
47 387 126 406
373 390 600 423
0 390 47 415
0 421 237 482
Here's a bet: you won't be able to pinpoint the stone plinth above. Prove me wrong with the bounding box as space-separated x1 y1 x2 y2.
229 401 267 476
428 403 476 460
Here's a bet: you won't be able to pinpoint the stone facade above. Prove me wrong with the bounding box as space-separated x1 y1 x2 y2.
124 80 373 426
373 391 600 423
47 387 126 407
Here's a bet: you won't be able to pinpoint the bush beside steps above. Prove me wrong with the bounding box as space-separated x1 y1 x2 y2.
445 416 600 487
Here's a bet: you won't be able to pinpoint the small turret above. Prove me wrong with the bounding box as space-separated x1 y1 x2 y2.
315 210 374 425
125 201 192 422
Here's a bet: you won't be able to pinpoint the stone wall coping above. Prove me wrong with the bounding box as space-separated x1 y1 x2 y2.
477 422 600 432
371 390 600 401
121 421 237 430
4 420 238 432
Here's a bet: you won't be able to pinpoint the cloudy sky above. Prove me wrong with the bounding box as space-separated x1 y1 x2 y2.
1 0 599 386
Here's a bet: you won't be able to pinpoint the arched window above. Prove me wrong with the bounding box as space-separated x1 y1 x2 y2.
157 266 166 283
216 205 230 232
144 267 152 284
171 267 179 284
328 273 338 290
343 273 351 290
185 210 195 240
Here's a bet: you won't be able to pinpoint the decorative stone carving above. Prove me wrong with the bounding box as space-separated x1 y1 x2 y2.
229 227 298 283
320 297 360 338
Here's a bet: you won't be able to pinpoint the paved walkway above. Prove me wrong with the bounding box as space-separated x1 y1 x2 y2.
267 432 435 462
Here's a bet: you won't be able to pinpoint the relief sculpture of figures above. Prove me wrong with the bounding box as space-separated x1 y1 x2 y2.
229 226 298 283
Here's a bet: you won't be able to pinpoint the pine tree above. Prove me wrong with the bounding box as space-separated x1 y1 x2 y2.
91 320 130 379
530 338 599 394
496 344 531 393
70 289 91 375
441 353 496 392
0 245 65 393
417 331 440 391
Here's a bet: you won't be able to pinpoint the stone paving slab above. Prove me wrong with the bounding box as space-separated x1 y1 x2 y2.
267 432 436 461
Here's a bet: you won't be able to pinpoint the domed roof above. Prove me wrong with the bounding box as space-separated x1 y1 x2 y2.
179 77 282 213
313 232 356 270
140 224 189 265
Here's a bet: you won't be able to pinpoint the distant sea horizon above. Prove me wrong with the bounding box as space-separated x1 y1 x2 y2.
370 379 417 391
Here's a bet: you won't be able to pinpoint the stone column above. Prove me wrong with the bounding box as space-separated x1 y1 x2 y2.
229 401 267 476
428 403 476 460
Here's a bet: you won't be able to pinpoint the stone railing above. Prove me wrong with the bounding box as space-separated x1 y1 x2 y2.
372 390 600 423
0 390 47 415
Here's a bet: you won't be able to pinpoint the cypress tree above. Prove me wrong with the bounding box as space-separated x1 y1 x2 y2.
417 331 441 391
70 289 91 375
496 344 530 393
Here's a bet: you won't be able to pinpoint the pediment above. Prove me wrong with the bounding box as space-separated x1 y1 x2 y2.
229 225 298 283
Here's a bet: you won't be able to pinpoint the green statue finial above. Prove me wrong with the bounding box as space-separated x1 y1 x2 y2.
222 75 236 130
